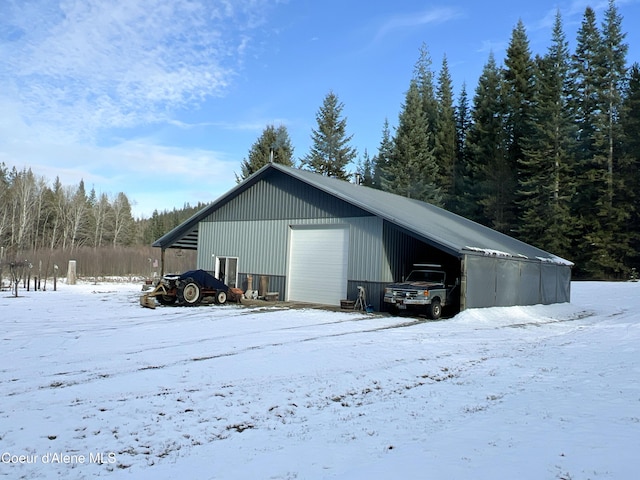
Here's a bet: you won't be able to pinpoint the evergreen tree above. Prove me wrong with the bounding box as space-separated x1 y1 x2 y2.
414 43 439 154
570 5 628 278
502 19 536 232
466 53 509 229
596 0 631 278
570 6 602 276
355 149 375 187
302 91 357 180
69 180 90 252
237 124 295 182
112 192 134 247
144 209 166 245
372 119 393 190
601 0 628 206
0 163 11 249
435 55 457 209
620 63 640 271
381 45 443 205
450 83 473 217
517 11 575 259
382 80 442 204
48 176 65 250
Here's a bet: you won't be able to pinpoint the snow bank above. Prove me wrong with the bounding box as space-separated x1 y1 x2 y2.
1 281 638 479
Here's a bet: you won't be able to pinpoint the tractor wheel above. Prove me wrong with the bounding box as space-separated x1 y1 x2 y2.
178 278 202 306
427 299 442 320
157 294 176 306
214 290 227 305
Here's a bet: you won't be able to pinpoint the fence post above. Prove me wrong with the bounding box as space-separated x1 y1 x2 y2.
68 260 77 285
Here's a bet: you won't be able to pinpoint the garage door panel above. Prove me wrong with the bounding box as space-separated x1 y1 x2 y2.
288 226 348 305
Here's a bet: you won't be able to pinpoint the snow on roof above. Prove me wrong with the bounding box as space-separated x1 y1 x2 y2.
463 246 520 258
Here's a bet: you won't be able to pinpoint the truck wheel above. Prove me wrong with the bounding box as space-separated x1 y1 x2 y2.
428 299 442 320
178 278 202 306
214 290 227 305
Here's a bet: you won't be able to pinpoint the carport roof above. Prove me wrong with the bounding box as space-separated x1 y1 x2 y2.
153 163 572 266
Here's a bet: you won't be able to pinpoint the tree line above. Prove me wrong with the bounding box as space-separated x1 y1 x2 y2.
2 1 636 281
240 1 638 280
0 164 204 278
0 166 137 254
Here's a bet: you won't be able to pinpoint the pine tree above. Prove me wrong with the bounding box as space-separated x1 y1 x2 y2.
517 11 575 259
302 91 357 180
570 6 603 276
601 0 628 206
596 0 631 278
372 119 393 190
570 5 628 278
112 192 134 247
502 19 535 232
414 43 439 154
466 53 509 229
450 83 473 217
381 45 443 205
620 63 640 271
435 55 457 209
69 180 90 252
237 124 294 182
355 149 375 187
382 80 442 204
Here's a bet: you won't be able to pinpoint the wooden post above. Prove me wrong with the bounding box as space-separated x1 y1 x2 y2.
160 249 165 278
68 260 77 285
259 275 269 298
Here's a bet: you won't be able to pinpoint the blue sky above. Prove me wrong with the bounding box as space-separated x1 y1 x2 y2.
1 0 638 218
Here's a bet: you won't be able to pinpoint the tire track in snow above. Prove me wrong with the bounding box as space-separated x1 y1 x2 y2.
2 313 420 397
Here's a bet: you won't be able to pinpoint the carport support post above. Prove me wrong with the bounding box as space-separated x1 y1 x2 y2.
460 256 467 311
160 248 165 278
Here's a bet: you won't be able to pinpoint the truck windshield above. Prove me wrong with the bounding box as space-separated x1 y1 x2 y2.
406 270 445 283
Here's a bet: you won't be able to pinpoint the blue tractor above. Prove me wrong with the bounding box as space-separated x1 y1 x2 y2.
140 269 231 308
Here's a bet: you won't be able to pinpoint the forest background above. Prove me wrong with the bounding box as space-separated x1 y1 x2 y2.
1 1 638 282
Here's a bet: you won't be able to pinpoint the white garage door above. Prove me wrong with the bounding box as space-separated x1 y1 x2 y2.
287 226 349 305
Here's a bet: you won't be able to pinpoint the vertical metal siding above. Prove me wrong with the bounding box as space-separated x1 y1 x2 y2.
198 220 289 275
237 273 286 299
464 255 571 308
346 280 388 312
382 222 426 282
347 216 384 280
197 216 384 280
204 175 370 222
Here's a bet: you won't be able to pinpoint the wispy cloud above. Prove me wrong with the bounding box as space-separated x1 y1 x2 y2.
477 39 507 55
0 130 237 216
534 0 612 31
374 6 463 42
0 0 277 216
0 0 273 141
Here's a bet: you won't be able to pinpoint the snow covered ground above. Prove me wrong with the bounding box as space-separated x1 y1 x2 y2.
1 280 639 479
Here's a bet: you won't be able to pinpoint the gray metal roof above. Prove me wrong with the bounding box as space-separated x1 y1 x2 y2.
153 163 572 266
